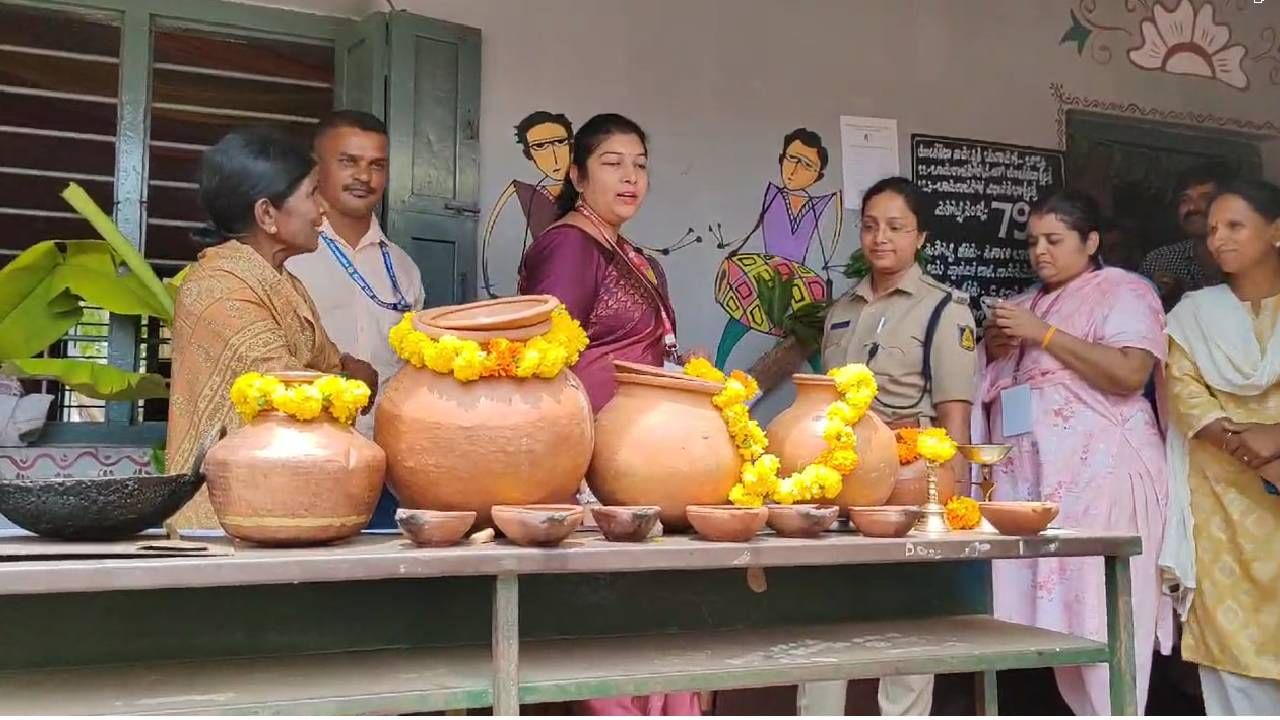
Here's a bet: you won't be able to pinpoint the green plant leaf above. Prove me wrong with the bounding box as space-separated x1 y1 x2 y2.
56 241 171 318
61 182 173 323
0 241 84 359
163 264 192 304
2 358 169 401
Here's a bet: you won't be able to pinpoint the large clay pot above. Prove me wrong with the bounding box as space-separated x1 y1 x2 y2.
765 374 898 511
588 365 740 530
887 458 956 506
203 372 385 546
375 295 594 529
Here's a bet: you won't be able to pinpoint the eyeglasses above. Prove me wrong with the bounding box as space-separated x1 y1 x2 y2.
529 137 570 152
782 152 819 173
859 222 918 237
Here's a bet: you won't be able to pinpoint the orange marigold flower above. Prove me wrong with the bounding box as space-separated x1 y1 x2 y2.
945 496 981 530
894 428 922 466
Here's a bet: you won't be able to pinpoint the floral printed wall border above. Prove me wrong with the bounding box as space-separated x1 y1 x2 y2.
1050 82 1280 150
1061 0 1280 91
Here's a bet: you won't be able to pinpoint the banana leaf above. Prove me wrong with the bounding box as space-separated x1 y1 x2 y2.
0 242 84 359
2 358 168 401
61 182 173 323
59 241 172 319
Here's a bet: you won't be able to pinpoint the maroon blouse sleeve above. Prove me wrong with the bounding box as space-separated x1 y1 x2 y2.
519 225 607 325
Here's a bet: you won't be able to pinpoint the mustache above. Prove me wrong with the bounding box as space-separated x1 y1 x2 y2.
1182 209 1204 220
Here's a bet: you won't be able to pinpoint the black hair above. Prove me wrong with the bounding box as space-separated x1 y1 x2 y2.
555 113 648 218
514 111 573 160
860 176 935 233
192 126 315 246
1030 189 1104 267
314 109 388 144
1214 178 1280 224
780 128 829 175
1173 160 1233 199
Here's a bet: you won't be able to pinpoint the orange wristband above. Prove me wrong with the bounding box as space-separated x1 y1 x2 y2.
1041 326 1057 349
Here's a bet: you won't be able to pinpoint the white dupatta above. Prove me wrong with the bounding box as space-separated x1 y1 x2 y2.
1162 284 1280 618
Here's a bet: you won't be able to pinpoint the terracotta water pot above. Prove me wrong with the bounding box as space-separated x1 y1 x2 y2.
375 295 594 529
765 374 898 512
203 372 385 546
588 364 740 530
887 458 956 506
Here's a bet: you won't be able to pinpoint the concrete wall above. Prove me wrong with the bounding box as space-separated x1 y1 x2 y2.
238 0 1280 416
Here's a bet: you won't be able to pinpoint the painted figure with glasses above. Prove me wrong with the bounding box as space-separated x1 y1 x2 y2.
713 128 842 370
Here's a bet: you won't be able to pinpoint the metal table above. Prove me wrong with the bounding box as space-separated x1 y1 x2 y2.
0 527 1139 715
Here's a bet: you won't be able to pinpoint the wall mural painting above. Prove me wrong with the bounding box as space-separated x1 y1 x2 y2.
481 111 574 298
1060 0 1280 91
712 128 843 371
482 110 704 298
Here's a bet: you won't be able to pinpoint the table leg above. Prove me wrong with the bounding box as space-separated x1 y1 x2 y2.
974 671 998 715
493 573 519 716
1105 555 1137 715
796 680 846 715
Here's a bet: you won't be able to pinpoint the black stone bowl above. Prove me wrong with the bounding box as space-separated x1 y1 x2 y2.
0 473 204 541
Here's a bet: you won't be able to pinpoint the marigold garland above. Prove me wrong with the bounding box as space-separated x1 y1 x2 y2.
684 360 879 507
229 372 370 425
894 428 922 465
387 305 589 382
945 496 981 530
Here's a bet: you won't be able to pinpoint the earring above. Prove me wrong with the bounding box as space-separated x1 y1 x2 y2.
268 226 278 234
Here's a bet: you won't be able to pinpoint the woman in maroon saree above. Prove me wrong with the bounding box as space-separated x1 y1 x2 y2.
518 114 701 717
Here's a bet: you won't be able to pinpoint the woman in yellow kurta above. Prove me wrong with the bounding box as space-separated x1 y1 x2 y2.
1164 178 1280 714
167 127 377 529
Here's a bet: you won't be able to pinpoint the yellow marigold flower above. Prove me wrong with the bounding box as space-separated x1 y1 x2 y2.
728 369 760 399
824 448 859 475
536 344 569 379
945 496 981 530
917 427 958 465
822 419 855 447
683 357 725 384
451 346 487 382
728 483 765 507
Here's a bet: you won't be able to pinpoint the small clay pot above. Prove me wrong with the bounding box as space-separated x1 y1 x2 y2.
766 504 839 538
395 508 476 547
685 505 768 542
591 505 661 542
979 501 1059 536
422 295 560 335
491 504 584 546
849 505 922 538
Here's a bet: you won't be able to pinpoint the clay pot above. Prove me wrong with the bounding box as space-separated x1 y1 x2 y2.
766 504 839 538
765 375 898 512
395 508 476 547
376 296 594 529
492 504 584 546
203 373 386 546
686 505 768 542
849 505 921 538
887 458 957 506
588 364 740 530
591 505 661 542
980 501 1060 536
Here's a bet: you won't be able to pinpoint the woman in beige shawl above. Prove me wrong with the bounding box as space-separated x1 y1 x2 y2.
166 127 378 529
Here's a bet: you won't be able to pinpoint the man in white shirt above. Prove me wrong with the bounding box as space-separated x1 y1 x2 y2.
287 110 426 529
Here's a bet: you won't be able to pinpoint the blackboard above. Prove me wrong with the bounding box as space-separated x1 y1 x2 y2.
911 134 1065 323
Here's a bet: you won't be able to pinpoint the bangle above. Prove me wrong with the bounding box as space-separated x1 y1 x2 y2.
1041 326 1057 349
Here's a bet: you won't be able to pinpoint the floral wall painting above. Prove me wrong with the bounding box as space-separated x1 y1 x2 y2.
1060 0 1280 92
480 110 574 298
711 128 843 371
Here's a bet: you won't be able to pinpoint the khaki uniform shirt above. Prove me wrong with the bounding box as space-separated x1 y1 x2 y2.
821 264 977 424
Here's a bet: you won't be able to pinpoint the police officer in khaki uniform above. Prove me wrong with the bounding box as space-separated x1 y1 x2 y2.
801 177 977 717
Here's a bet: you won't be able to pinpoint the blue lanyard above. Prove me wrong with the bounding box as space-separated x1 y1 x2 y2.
320 231 412 312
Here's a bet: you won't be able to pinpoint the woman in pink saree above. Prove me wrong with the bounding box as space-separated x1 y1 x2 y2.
519 113 701 716
977 191 1172 715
